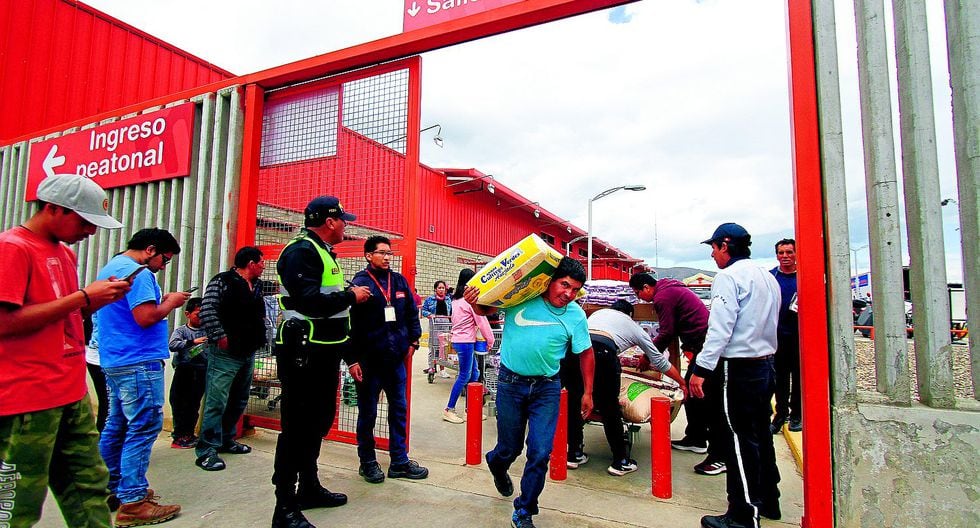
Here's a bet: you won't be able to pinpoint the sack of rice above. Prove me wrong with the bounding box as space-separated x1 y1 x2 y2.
467 234 564 308
618 374 684 423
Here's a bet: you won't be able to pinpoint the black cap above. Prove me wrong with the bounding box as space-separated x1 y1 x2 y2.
305 196 356 223
702 222 751 246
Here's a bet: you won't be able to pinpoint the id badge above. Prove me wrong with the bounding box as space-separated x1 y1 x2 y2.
384 305 397 322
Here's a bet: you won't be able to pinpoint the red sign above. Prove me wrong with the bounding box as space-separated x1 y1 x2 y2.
25 103 195 200
403 0 525 32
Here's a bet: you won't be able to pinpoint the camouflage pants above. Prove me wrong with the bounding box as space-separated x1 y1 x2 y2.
0 398 111 528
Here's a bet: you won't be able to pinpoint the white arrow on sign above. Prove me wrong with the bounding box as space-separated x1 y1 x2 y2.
43 145 66 178
407 2 421 17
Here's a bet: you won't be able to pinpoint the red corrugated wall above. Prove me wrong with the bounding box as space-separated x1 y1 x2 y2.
0 0 233 143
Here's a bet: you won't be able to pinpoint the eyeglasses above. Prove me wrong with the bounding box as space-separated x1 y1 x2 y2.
154 252 172 264
371 251 395 257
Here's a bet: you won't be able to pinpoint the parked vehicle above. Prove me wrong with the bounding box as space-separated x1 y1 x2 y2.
855 302 913 338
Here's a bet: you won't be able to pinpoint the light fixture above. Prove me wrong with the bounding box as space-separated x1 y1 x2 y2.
382 124 444 148
533 209 540 218
587 184 646 281
487 183 495 194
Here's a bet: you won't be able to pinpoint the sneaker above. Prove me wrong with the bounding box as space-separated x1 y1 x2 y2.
671 436 708 454
511 509 536 528
694 459 727 476
700 513 752 528
170 435 196 449
442 409 464 424
566 452 589 469
359 461 385 484
195 452 226 471
486 453 513 497
271 504 314 528
388 459 429 480
218 440 252 454
114 492 180 527
607 458 638 476
788 417 803 432
439 369 451 378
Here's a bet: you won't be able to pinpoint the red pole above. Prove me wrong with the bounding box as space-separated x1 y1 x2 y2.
650 396 672 499
549 388 568 481
465 382 483 465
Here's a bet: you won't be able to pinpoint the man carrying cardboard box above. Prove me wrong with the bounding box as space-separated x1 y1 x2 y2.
464 257 594 528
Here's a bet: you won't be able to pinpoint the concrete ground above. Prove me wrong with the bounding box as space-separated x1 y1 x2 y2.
37 348 803 527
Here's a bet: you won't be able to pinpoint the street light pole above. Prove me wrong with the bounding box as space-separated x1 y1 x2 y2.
587 185 646 281
850 244 868 295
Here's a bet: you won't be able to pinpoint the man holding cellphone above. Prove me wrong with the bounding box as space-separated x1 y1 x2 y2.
96 228 189 526
0 174 129 527
195 246 271 471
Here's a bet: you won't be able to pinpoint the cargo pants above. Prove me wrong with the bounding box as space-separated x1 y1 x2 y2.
0 398 111 528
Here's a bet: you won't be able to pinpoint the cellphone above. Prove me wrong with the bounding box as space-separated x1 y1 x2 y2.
124 264 149 282
185 286 199 293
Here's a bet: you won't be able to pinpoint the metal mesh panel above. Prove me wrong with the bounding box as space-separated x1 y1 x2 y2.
249 64 414 448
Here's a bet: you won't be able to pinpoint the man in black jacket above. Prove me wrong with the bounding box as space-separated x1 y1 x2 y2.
194 246 270 471
348 235 428 483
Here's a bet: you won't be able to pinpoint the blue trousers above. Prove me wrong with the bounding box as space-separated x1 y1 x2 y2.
355 361 409 466
99 360 165 504
486 365 561 516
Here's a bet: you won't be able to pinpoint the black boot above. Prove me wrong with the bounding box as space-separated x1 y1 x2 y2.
272 503 315 528
296 484 348 510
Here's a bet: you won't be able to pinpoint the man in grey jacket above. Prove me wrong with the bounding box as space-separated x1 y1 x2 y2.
562 300 686 476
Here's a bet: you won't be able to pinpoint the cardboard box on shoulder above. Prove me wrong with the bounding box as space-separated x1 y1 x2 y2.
467 234 564 308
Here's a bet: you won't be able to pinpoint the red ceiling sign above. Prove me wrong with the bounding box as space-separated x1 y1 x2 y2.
25 103 195 200
403 0 525 32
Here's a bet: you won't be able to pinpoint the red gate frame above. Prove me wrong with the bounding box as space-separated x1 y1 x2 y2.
233 2 832 526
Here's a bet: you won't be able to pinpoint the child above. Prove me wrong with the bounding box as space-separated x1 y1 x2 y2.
168 297 208 448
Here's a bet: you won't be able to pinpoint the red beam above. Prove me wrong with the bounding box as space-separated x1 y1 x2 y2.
786 1 833 527
241 0 638 90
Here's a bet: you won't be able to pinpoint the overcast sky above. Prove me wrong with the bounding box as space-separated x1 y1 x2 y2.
83 0 964 282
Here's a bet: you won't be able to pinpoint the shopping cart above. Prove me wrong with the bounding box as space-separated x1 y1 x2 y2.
425 316 453 383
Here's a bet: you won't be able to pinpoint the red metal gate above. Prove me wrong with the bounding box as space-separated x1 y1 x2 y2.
241 57 423 451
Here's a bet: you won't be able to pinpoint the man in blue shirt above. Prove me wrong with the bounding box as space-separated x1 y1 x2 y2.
464 257 595 528
769 238 801 434
96 228 190 527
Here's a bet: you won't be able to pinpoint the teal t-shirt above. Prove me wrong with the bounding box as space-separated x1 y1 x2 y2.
499 295 590 377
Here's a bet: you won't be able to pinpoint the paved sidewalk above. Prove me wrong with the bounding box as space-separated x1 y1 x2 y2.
37 350 803 527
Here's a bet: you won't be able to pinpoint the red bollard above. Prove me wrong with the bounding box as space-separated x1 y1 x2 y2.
465 382 483 465
549 388 568 481
650 395 672 498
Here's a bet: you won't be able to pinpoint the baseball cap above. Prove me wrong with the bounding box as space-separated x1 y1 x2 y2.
305 196 356 223
36 174 123 229
702 222 751 246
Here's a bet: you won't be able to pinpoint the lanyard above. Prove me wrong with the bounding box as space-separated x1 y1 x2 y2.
366 268 392 305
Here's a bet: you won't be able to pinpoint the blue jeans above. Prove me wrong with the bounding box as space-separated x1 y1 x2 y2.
447 342 480 409
486 365 561 516
355 361 409 465
99 360 165 504
196 347 253 457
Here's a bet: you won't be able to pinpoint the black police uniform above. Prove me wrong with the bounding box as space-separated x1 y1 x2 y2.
271 229 356 520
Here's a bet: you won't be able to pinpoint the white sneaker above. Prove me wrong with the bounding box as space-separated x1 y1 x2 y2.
439 369 451 378
442 409 464 424
607 458 638 476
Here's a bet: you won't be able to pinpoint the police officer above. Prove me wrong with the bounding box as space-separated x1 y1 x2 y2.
690 223 782 528
271 196 371 528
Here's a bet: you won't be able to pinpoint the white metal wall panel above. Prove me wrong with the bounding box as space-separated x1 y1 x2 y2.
0 86 245 324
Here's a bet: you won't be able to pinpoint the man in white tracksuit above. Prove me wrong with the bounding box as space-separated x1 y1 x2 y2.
689 223 782 528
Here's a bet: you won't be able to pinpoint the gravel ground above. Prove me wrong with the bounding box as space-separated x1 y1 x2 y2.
853 335 975 400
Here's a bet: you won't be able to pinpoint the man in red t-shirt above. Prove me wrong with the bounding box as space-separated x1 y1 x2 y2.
0 174 130 527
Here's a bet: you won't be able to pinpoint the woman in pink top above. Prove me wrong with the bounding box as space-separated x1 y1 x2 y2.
442 269 495 423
